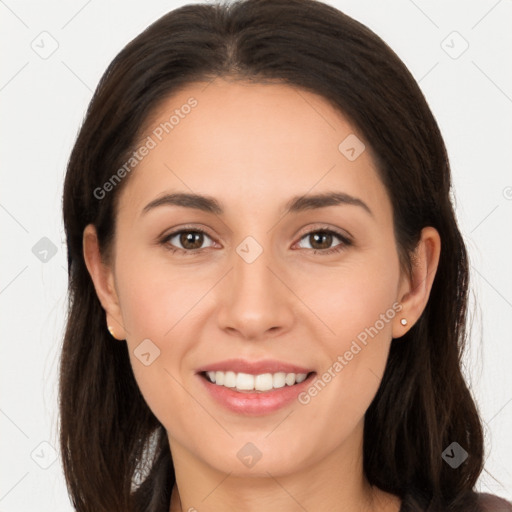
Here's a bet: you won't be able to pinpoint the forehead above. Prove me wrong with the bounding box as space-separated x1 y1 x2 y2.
117 78 389 220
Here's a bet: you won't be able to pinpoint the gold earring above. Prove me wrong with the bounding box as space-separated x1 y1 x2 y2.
107 325 117 338
400 318 408 326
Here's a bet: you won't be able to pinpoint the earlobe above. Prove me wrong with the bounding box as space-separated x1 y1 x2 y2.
82 224 127 340
393 226 441 339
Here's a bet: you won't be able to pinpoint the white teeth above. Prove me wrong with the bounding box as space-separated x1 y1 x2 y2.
285 373 296 386
236 373 254 390
273 372 286 388
254 373 273 391
224 371 236 388
204 370 309 391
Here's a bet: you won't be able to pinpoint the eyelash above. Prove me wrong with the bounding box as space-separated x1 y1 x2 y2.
159 225 352 256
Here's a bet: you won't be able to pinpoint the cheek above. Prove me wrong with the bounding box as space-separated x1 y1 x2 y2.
295 249 400 418
112 245 243 435
112 251 203 418
298 246 400 349
114 245 205 338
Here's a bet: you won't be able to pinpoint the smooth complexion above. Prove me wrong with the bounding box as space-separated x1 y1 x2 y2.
83 79 440 512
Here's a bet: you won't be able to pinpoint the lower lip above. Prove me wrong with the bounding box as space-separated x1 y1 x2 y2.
197 372 316 415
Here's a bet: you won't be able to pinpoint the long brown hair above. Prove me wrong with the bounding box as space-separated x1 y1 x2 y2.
60 0 485 510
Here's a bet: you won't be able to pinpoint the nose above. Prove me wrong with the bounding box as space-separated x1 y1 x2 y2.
216 240 295 341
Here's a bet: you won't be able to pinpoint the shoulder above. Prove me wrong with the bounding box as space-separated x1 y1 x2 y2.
477 493 512 512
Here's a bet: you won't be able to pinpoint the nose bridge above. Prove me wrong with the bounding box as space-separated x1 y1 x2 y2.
232 234 281 306
234 237 274 295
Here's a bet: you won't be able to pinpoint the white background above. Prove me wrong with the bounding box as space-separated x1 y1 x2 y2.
1 0 511 509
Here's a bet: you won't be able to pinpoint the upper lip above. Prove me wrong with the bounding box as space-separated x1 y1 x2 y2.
196 358 314 375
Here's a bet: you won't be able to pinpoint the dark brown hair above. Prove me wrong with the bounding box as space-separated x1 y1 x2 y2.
60 0 487 510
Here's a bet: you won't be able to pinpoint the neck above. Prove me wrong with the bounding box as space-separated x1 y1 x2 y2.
167 424 400 512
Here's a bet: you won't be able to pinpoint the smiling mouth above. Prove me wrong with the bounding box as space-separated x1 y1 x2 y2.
200 370 316 393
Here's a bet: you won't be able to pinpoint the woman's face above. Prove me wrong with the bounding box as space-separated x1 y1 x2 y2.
87 79 416 478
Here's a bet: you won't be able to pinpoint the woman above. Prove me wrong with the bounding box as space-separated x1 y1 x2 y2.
59 0 512 510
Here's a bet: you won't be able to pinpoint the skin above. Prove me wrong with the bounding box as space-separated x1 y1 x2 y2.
83 78 441 512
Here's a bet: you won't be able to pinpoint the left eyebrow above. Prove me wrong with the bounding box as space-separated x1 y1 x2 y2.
141 192 223 216
141 191 374 218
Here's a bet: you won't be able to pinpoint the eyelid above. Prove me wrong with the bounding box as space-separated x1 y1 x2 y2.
294 223 353 242
159 224 215 241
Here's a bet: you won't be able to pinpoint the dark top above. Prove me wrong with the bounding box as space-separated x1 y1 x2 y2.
398 492 512 511
477 494 512 512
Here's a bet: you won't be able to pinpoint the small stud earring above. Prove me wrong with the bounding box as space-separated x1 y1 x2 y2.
400 318 408 326
107 325 116 338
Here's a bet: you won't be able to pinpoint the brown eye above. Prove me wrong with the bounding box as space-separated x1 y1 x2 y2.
161 229 215 253
178 231 205 250
296 228 352 255
308 231 334 250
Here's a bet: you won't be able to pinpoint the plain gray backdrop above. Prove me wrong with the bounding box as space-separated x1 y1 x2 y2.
1 0 511 509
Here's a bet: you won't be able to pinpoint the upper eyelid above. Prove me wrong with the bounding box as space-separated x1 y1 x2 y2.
296 225 352 241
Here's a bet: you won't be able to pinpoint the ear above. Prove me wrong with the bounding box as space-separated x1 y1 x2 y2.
392 226 441 338
82 224 127 340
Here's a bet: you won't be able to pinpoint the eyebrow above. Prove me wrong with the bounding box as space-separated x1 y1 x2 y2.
141 191 373 218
